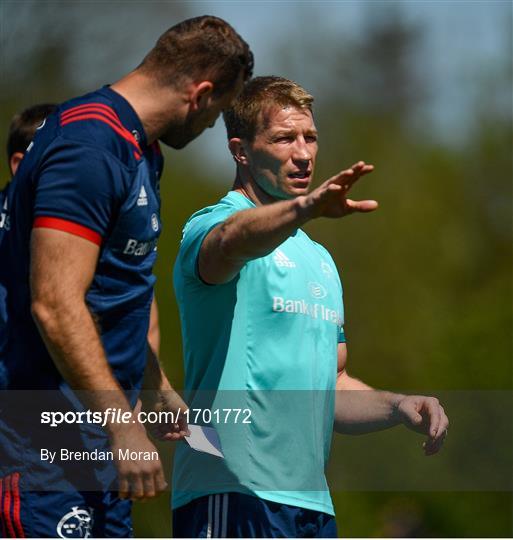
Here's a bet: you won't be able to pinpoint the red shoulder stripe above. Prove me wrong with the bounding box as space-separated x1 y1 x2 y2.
61 104 123 127
60 103 142 155
11 474 24 538
61 102 117 117
3 475 16 538
61 113 141 154
33 217 102 246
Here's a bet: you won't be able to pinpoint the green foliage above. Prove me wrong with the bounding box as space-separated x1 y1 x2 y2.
333 492 513 537
2 2 510 536
146 9 511 536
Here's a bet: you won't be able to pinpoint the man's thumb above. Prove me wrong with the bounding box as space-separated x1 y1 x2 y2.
412 413 423 425
346 199 378 213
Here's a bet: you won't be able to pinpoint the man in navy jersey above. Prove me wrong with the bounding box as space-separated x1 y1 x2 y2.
1 103 57 377
2 102 161 367
0 16 253 537
5 103 58 178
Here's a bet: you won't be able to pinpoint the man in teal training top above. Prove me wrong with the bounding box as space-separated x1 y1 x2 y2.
172 76 449 538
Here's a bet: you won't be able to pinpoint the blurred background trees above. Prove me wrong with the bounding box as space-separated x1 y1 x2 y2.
1 0 511 536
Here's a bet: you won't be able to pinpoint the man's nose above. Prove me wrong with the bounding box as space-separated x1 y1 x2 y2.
292 140 311 162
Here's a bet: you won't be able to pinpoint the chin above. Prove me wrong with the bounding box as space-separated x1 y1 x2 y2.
290 186 310 197
160 128 198 149
277 190 306 201
169 140 188 150
159 137 189 150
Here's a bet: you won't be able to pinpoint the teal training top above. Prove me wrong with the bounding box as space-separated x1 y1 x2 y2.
172 191 345 515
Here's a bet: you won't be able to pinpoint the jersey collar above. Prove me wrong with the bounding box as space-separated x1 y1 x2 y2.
97 86 148 150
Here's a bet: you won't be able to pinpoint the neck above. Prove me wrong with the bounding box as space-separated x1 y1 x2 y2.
111 70 188 145
232 169 277 206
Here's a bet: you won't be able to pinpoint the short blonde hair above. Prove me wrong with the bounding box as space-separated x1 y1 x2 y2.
223 76 314 140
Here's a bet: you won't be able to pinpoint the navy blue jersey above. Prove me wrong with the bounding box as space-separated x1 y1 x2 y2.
0 86 164 391
0 181 10 361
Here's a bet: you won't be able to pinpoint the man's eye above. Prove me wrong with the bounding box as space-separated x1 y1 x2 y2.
306 136 317 143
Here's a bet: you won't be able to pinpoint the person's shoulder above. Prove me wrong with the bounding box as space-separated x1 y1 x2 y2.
184 191 249 229
57 89 141 169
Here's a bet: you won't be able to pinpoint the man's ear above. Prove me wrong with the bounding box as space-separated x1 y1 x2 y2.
189 81 214 111
228 138 248 165
9 152 24 176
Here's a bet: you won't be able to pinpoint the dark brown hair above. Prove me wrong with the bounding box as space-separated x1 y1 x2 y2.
140 16 253 96
223 76 314 141
7 103 57 161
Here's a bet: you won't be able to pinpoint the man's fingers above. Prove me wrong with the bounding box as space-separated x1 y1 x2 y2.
343 161 374 188
161 430 182 441
346 199 378 213
129 473 144 501
327 168 353 187
400 396 448 455
401 402 423 426
118 477 130 500
424 424 447 455
140 471 156 501
154 467 168 494
327 183 343 192
424 399 442 439
119 464 162 501
329 162 374 193
434 407 449 439
156 417 190 440
178 415 190 436
128 465 167 500
350 161 374 177
412 412 423 425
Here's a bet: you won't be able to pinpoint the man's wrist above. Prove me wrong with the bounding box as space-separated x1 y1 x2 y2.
107 418 146 441
295 195 319 222
389 392 407 423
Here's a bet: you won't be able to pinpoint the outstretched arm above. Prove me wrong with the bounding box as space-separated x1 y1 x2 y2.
334 343 449 455
200 161 377 284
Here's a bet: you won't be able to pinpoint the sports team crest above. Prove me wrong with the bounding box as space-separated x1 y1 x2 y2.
56 506 94 538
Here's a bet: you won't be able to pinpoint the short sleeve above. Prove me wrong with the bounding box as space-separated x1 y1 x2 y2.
33 143 126 245
179 205 239 280
338 326 346 343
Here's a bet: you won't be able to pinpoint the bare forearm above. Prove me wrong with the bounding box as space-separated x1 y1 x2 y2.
32 299 132 433
336 371 374 391
140 346 189 440
222 161 377 263
142 346 171 392
216 195 313 262
147 296 160 357
141 347 187 410
334 389 406 434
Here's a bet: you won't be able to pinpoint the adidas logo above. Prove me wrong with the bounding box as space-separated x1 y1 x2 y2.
137 186 148 206
273 248 296 268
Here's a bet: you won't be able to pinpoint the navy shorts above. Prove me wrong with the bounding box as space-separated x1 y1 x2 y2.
0 472 132 538
0 401 133 538
173 492 337 538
